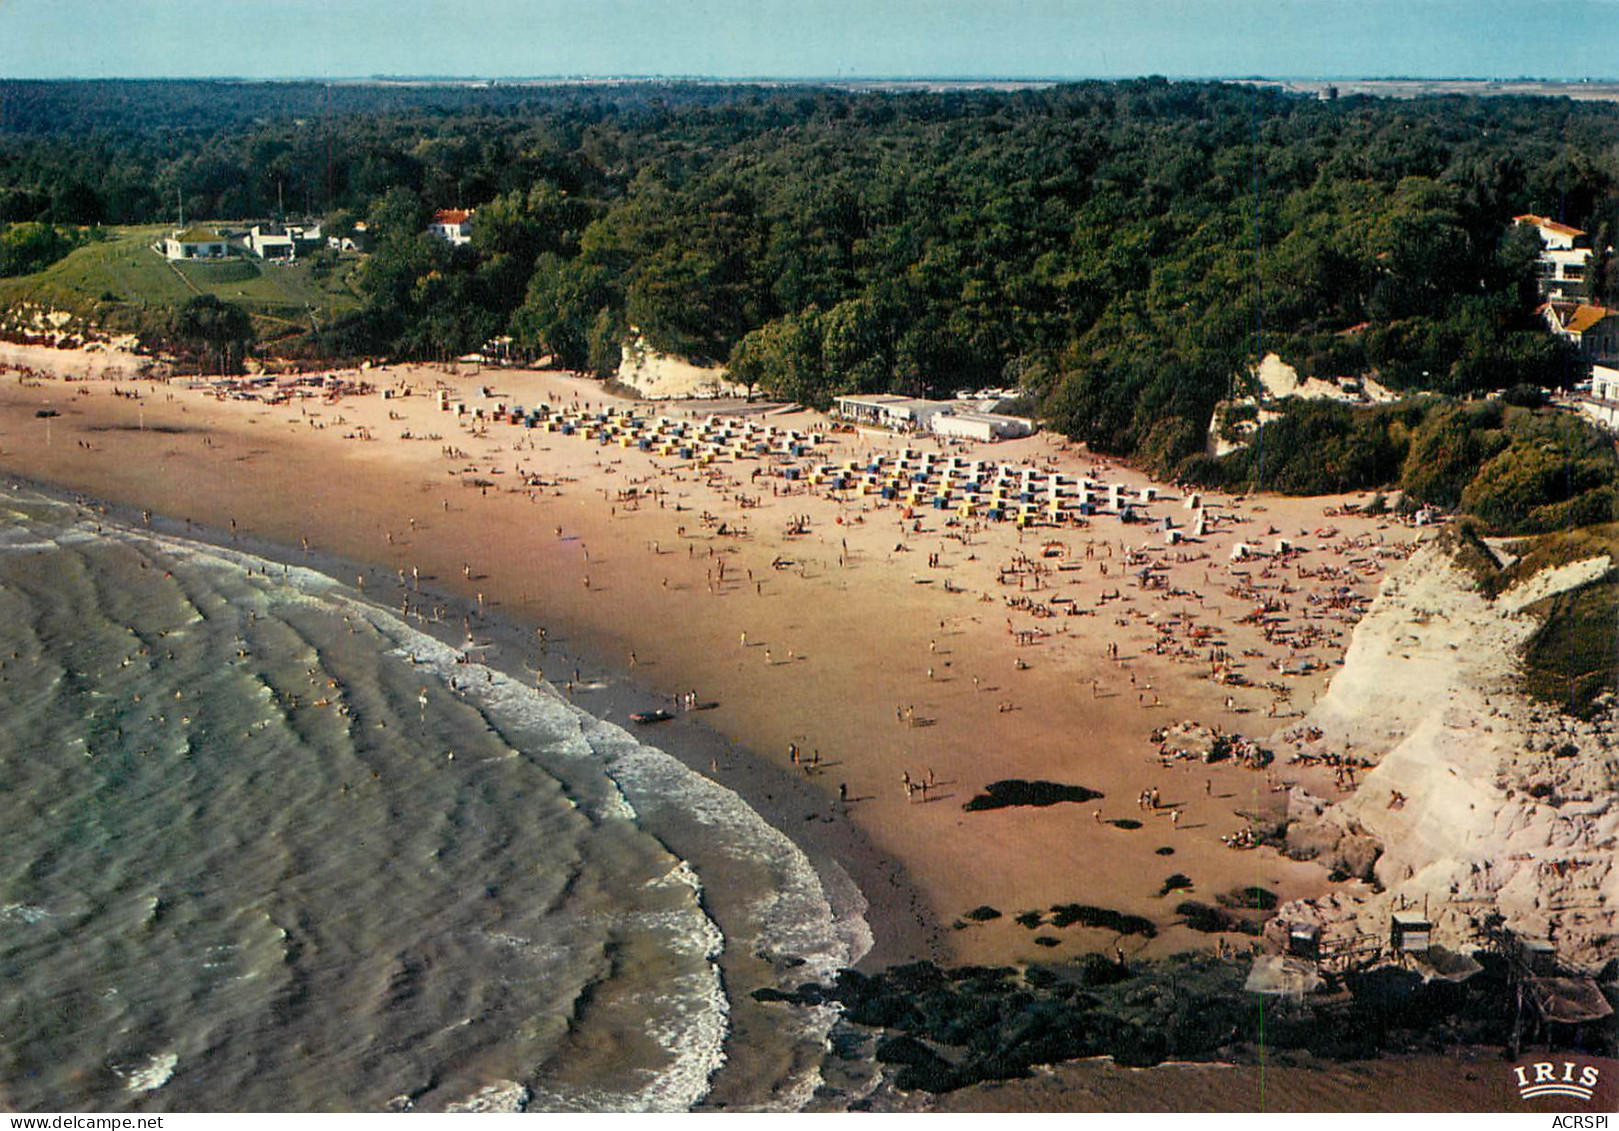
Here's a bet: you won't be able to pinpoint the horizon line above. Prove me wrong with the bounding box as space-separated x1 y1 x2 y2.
5 74 1618 86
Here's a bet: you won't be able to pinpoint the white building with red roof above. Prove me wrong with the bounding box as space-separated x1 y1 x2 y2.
427 208 475 247
1515 214 1594 302
1543 302 1619 362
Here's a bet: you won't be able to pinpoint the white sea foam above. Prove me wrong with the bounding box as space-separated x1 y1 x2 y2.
116 1052 178 1093
444 1080 530 1112
0 903 51 924
57 501 870 1112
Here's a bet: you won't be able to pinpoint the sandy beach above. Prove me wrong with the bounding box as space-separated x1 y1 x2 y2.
0 347 1424 970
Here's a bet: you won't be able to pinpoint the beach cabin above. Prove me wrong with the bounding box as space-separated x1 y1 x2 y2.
1286 923 1323 961
1390 911 1432 956
1514 934 1559 976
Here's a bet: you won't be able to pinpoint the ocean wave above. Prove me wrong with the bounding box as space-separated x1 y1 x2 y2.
39 495 869 1113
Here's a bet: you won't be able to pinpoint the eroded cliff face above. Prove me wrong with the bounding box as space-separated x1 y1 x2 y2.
617 335 744 400
1275 541 1617 970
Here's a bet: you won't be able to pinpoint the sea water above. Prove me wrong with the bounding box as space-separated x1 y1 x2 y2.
0 491 866 1112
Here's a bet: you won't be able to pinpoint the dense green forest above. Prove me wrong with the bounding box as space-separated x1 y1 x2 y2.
2 78 1617 515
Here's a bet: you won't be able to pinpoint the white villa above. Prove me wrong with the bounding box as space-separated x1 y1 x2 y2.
161 227 229 261
246 225 296 260
1515 214 1594 303
246 222 322 260
427 208 474 246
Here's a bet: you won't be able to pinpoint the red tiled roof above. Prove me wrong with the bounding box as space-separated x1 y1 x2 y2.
432 209 472 225
1515 213 1585 239
1564 304 1615 335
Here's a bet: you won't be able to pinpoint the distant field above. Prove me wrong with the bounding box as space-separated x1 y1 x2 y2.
1231 78 1619 103
0 225 365 342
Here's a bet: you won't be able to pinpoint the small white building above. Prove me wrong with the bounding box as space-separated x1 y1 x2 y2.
833 394 947 432
161 227 228 261
246 225 297 260
1576 363 1619 432
1593 364 1619 402
929 409 1036 442
428 208 475 246
329 220 367 252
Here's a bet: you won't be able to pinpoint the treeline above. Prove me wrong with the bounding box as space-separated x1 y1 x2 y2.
3 79 1619 484
1184 397 1619 535
0 222 84 277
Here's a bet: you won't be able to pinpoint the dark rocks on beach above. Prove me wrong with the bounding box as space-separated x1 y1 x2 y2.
1034 935 1061 947
753 949 1557 1094
1216 885 1279 912
874 1033 944 1067
750 987 800 1004
962 779 1102 812
1155 846 1175 856
1072 953 1132 988
1048 903 1157 938
964 905 1002 922
1158 873 1194 896
947 964 1018 982
1174 900 1264 936
1014 910 1044 929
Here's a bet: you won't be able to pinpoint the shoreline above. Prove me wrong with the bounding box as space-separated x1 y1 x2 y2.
5 474 940 1109
0 478 945 1113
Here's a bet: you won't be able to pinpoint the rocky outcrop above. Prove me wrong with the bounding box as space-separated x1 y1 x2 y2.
1275 541 1618 970
617 334 744 400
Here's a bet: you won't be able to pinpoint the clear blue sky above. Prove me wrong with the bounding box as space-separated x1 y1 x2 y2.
0 0 1615 81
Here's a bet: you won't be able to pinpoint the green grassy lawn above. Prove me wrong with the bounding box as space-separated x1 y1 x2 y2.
0 224 364 341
